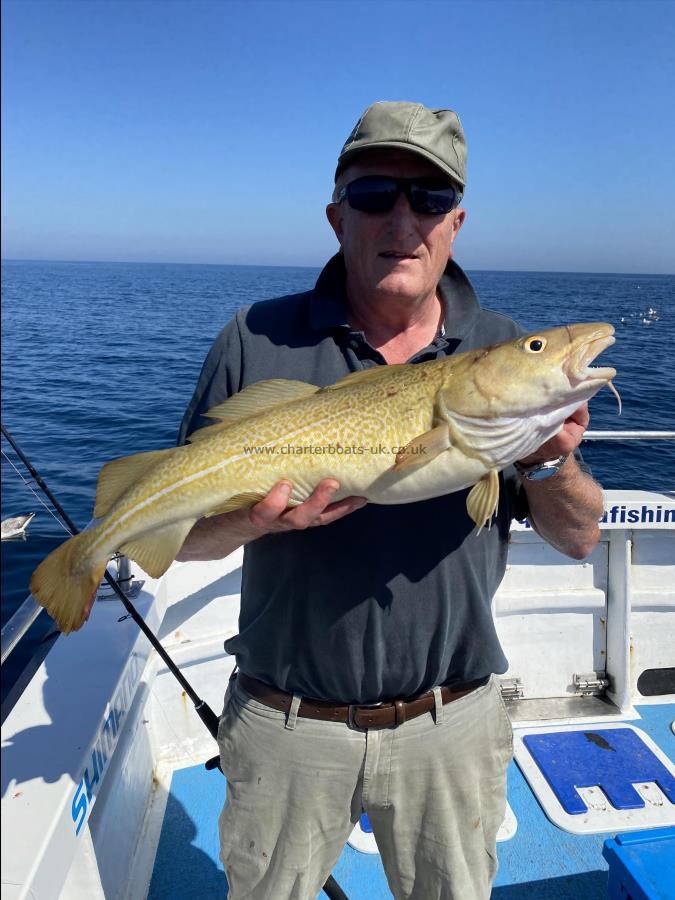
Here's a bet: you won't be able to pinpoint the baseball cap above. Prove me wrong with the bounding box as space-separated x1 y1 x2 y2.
335 101 467 189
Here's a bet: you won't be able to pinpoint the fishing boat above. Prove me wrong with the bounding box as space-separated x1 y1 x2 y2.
1 434 674 899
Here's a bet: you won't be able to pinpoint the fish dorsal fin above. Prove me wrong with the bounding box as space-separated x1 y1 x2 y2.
94 448 178 518
187 421 237 443
204 379 320 423
119 518 197 579
321 365 405 391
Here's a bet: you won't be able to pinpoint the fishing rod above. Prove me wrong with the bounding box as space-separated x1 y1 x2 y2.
1 423 218 733
1 424 349 900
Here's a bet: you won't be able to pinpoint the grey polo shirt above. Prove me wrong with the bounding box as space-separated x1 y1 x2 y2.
179 254 527 704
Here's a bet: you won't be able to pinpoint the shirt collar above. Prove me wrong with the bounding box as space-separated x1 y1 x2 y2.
309 254 352 331
309 252 482 343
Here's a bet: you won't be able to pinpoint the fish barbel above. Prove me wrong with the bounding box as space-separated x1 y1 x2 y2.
31 322 618 633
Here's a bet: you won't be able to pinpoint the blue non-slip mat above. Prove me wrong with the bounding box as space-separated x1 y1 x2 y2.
148 705 674 898
147 762 391 899
494 705 675 898
148 765 227 899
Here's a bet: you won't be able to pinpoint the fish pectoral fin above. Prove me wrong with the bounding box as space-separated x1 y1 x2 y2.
94 448 180 518
205 492 267 516
466 470 500 532
392 425 452 472
119 519 197 579
205 379 320 422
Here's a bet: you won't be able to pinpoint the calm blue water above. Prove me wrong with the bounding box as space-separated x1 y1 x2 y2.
2 261 674 694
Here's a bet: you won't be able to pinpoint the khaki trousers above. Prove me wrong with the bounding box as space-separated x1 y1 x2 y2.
217 674 513 900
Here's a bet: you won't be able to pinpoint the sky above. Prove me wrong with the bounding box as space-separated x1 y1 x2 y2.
1 0 674 273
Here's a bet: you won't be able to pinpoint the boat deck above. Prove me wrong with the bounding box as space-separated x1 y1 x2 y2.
3 495 674 900
145 703 675 899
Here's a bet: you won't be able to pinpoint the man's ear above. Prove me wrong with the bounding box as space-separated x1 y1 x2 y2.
451 208 466 241
326 203 344 245
447 208 466 255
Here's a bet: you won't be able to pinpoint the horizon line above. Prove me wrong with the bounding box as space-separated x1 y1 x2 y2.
1 257 673 278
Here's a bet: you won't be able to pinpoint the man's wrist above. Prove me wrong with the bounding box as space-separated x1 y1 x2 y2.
514 453 570 481
217 509 269 545
176 509 266 562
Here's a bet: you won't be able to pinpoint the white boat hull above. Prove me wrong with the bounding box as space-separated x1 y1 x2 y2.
2 491 674 899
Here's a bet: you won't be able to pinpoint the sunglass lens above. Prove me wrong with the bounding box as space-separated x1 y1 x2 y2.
346 177 398 213
409 183 457 214
344 176 458 214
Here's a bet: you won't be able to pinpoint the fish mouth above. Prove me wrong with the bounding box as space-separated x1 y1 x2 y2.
566 325 617 386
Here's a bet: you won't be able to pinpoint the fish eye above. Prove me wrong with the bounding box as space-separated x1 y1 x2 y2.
524 336 547 353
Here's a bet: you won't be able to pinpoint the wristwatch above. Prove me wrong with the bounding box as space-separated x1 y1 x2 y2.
514 453 569 481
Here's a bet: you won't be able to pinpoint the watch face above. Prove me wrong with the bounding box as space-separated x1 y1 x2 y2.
528 465 560 480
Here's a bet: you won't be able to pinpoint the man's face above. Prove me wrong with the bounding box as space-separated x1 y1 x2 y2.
326 150 465 306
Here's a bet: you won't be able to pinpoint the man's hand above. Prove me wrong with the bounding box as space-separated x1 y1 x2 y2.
249 479 367 531
517 403 589 467
176 480 367 562
517 402 604 560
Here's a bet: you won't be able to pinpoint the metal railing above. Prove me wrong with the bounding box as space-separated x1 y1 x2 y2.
0 554 139 666
584 431 675 440
1 597 44 667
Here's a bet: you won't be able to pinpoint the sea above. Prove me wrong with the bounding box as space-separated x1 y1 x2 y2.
2 260 674 702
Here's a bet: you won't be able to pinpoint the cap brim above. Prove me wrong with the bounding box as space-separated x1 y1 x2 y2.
335 141 465 188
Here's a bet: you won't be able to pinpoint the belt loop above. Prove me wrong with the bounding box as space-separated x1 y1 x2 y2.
433 686 444 724
285 693 302 731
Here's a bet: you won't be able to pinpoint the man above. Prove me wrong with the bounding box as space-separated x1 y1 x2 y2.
177 102 603 899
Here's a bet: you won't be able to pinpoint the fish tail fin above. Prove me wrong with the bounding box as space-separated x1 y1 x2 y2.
30 533 107 634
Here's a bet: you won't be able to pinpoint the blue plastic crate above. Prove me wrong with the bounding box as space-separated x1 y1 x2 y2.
603 828 675 899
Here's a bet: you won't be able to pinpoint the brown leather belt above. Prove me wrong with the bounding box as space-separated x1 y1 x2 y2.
237 672 490 730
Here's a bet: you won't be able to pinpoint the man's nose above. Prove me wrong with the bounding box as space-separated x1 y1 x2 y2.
386 190 417 235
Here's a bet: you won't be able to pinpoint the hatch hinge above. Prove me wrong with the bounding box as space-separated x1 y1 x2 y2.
573 671 609 696
500 677 524 701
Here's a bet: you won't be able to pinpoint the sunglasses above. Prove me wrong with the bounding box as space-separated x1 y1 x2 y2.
336 175 461 216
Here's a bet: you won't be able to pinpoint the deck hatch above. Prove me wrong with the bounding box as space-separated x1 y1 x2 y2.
515 723 675 834
523 728 675 814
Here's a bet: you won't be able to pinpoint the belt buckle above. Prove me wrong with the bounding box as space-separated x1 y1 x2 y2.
348 700 384 730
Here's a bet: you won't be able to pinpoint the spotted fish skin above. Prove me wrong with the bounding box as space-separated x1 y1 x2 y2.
30 322 617 633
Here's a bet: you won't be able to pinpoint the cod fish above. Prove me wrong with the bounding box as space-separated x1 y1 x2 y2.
31 322 618 633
